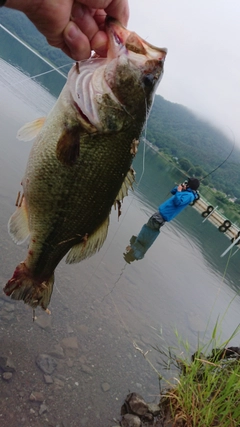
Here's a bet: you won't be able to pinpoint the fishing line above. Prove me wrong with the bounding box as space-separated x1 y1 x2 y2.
77 98 148 301
162 128 236 206
137 135 146 187
70 171 141 302
98 105 150 294
100 262 128 302
78 189 138 298
66 103 150 342
79 99 150 299
8 63 72 88
0 24 68 79
202 247 235 343
136 99 148 186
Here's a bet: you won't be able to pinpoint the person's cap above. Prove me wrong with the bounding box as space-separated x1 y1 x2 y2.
187 177 200 190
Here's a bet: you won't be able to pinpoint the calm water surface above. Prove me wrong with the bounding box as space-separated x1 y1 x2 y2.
0 59 239 427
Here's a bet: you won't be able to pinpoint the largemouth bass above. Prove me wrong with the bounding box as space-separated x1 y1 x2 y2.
4 18 167 311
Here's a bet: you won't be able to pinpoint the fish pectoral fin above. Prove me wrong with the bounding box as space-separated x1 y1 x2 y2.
17 117 46 141
114 166 135 205
66 217 109 264
8 197 30 244
56 126 81 166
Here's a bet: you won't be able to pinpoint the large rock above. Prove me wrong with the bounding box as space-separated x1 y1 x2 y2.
123 393 148 416
147 402 161 416
49 344 65 359
101 382 110 392
29 391 44 402
35 354 57 374
2 372 13 381
121 392 162 426
0 356 16 372
121 414 141 427
61 337 78 358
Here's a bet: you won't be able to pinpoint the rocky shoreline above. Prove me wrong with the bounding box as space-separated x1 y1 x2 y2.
2 291 240 427
0 290 161 427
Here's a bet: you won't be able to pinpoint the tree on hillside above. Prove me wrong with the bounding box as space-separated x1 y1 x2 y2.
193 166 205 178
178 158 193 172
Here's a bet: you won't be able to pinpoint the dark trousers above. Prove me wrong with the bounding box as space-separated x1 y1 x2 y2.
147 212 165 230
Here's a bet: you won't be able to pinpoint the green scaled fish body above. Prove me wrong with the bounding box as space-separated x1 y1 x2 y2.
4 18 167 310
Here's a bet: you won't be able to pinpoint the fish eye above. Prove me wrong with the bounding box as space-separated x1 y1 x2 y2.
143 74 153 87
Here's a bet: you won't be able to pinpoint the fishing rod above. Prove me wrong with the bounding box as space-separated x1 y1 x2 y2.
200 138 235 181
164 132 236 198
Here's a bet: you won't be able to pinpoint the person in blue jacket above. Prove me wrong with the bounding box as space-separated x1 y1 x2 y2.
147 177 200 230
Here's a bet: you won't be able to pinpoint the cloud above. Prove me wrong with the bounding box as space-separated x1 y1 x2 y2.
128 0 240 143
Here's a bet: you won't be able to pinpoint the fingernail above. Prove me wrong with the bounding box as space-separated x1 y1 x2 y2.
66 22 79 40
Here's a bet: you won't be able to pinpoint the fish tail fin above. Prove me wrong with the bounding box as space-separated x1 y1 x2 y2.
4 262 54 311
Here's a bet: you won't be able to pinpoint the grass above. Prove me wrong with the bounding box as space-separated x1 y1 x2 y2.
161 356 240 426
150 321 240 427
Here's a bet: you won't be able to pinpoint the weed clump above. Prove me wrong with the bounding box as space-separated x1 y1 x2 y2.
153 325 240 427
160 350 240 426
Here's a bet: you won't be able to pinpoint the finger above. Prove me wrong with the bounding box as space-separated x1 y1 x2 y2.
76 0 129 27
71 4 100 41
71 5 108 57
104 0 129 26
93 9 107 29
63 21 91 61
90 30 108 56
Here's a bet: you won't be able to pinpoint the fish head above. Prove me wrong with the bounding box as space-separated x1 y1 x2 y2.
105 17 167 113
68 18 167 133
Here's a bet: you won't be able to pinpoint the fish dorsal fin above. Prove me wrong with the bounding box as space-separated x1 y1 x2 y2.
114 166 135 204
17 117 46 141
56 126 81 166
8 197 30 244
66 217 109 264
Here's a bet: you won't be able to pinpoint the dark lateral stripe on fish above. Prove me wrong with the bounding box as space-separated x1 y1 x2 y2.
56 126 81 166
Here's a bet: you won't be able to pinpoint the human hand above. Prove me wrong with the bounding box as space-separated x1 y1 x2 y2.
5 0 129 60
177 184 183 191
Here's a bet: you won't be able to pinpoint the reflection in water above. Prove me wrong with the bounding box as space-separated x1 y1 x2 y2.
124 222 160 263
123 178 200 264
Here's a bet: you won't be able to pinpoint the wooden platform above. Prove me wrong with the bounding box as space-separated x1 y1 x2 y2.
191 194 240 243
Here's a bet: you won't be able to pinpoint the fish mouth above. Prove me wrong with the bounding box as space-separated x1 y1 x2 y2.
69 18 167 131
105 17 167 63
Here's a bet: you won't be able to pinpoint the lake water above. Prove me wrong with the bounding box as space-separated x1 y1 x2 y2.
0 57 240 427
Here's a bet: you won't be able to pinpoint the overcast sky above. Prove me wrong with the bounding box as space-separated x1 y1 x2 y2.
128 0 240 144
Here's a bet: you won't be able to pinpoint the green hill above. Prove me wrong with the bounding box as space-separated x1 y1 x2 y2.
146 95 240 198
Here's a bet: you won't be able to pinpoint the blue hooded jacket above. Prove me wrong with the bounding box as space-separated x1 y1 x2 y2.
159 186 197 222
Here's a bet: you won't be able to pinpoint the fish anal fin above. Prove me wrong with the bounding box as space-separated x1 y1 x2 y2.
4 262 54 311
66 217 109 264
56 126 81 166
8 196 30 244
17 117 46 141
